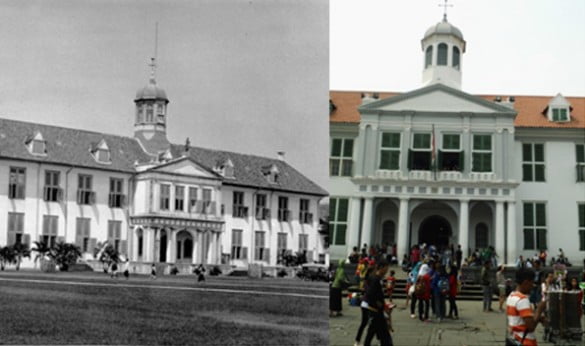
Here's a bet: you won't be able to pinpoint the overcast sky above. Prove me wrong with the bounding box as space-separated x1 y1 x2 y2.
0 0 328 189
331 0 585 96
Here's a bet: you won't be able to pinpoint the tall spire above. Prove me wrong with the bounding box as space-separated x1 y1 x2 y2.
438 0 453 21
149 22 159 83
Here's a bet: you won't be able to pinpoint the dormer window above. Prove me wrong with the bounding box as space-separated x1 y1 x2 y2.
91 139 111 164
26 132 47 156
158 149 173 163
546 93 571 122
215 159 235 179
261 164 280 184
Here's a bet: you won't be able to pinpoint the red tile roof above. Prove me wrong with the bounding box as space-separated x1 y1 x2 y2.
330 91 585 129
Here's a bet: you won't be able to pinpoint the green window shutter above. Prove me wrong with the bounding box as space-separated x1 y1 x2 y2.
390 151 400 169
535 165 545 181
523 229 534 250
522 164 533 181
335 224 347 245
580 231 585 251
535 203 546 226
342 139 353 158
337 199 348 222
437 150 443 170
579 204 585 227
522 144 532 162
534 144 544 162
381 133 391 147
380 151 390 169
331 139 342 156
536 229 547 250
523 203 534 226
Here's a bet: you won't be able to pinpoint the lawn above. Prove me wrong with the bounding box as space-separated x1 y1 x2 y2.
0 271 328 345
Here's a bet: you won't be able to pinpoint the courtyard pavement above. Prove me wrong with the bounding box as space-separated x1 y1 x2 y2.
330 298 583 346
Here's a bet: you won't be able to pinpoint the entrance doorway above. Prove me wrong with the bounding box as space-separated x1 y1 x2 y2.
160 229 168 262
176 230 193 261
418 215 452 248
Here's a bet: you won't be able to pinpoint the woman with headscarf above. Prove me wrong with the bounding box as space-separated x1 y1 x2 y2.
330 259 348 317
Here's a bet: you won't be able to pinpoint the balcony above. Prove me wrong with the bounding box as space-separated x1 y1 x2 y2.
438 171 462 181
375 170 403 180
469 172 496 182
408 170 432 180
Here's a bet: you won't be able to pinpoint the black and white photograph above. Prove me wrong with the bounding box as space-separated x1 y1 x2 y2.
0 1 328 345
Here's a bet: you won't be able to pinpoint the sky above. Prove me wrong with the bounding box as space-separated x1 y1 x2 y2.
331 0 585 96
0 0 328 189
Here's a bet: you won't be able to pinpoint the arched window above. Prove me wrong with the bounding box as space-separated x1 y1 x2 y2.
475 223 489 249
136 229 143 257
425 46 433 68
176 230 194 260
452 46 460 69
437 43 448 66
381 220 396 246
146 103 154 122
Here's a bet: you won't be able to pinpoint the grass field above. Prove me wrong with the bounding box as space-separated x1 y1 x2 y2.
0 271 328 345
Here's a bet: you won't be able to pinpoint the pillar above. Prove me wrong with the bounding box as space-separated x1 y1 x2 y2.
154 228 160 263
210 231 217 265
396 197 410 261
360 197 373 248
169 229 177 263
347 197 362 256
495 201 505 265
192 230 200 265
507 202 516 265
458 199 469 260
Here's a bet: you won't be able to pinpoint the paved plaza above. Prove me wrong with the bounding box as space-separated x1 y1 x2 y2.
330 298 583 346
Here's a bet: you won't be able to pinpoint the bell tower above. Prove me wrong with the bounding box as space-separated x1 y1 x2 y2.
421 5 466 90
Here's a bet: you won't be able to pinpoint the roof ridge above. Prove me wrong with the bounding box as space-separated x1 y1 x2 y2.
172 143 286 163
0 117 134 141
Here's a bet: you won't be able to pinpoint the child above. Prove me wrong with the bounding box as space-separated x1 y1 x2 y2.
150 263 157 280
123 259 130 280
386 270 396 302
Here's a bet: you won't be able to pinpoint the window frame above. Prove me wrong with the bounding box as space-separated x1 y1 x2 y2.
278 196 289 222
76 217 91 252
7 212 25 245
232 191 247 218
8 167 26 199
579 203 585 251
522 143 546 182
44 170 61 202
175 185 185 212
379 132 401 170
160 184 171 211
107 220 122 252
330 198 349 246
330 137 354 177
108 177 125 208
522 202 547 250
576 144 585 182
231 229 244 260
437 43 448 66
471 134 493 173
77 174 94 205
42 215 58 248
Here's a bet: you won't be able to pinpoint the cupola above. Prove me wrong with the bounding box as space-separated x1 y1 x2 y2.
421 15 466 90
134 57 171 155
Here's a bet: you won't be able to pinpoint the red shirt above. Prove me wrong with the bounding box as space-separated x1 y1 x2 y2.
416 274 431 300
448 275 458 297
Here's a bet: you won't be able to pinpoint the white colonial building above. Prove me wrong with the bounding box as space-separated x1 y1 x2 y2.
329 16 585 265
0 66 327 273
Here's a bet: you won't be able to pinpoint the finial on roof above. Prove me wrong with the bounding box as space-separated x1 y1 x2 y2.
439 0 453 21
149 22 159 83
184 137 190 152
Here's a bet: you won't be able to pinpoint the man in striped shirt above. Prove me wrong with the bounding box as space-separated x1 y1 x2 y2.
506 269 547 345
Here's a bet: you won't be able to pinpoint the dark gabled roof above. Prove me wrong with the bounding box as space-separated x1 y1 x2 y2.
0 117 327 196
0 118 152 172
170 144 328 196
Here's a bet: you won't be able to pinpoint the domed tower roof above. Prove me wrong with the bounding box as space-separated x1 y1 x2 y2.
423 17 464 42
135 77 168 102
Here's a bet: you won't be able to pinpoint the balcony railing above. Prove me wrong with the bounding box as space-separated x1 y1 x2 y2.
43 186 63 202
77 190 96 205
255 207 271 220
233 205 249 218
278 209 290 222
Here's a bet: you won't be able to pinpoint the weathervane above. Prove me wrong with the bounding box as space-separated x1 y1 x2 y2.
438 0 453 21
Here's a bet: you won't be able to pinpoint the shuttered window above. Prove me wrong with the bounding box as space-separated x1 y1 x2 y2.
522 143 545 182
8 167 26 199
379 133 401 170
7 212 25 245
472 135 492 172
108 221 122 252
523 202 547 250
42 215 58 247
330 198 349 246
76 218 91 252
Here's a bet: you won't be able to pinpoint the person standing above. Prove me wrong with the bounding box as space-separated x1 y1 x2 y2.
432 266 448 322
150 263 157 280
416 264 432 322
363 260 392 346
354 265 374 346
496 265 507 312
122 258 130 280
455 244 462 269
447 265 459 319
506 268 547 346
330 259 348 317
480 260 493 312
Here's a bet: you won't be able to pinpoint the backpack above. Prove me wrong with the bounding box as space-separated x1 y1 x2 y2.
414 278 426 296
438 277 450 295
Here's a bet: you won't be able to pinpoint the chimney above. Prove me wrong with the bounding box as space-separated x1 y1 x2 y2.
361 92 375 105
500 96 516 110
277 151 285 161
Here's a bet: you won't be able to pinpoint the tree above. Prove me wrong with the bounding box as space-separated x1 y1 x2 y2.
32 241 52 263
0 246 16 271
12 242 31 271
48 242 82 271
94 242 120 273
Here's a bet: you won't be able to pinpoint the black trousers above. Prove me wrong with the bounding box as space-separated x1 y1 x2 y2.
364 311 393 346
448 296 458 317
418 298 430 320
410 295 418 315
355 307 369 342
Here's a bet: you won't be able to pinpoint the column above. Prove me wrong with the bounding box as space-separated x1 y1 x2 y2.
169 229 177 263
192 231 200 265
506 202 516 265
360 197 373 248
396 197 410 261
210 231 217 265
346 197 362 256
132 228 138 261
216 232 222 264
495 201 505 265
458 199 469 260
154 228 160 263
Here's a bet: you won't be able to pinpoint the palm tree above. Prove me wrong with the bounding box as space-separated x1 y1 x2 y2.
12 242 31 271
33 241 53 271
49 242 82 271
96 244 120 273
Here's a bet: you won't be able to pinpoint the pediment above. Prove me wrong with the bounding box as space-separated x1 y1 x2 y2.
359 84 515 114
150 157 217 178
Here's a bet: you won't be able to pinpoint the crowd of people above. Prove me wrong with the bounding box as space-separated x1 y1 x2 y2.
331 242 585 346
